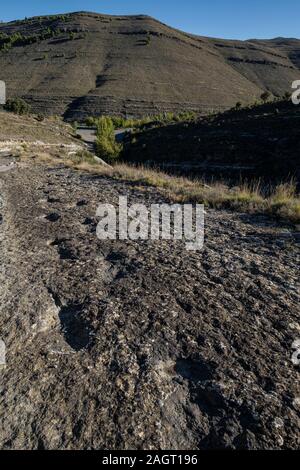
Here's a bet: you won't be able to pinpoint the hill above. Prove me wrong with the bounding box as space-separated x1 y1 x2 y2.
0 11 299 120
123 100 300 182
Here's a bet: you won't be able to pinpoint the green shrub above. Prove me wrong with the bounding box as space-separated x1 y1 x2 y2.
85 111 199 135
111 116 128 128
95 116 123 163
4 97 31 115
0 27 63 52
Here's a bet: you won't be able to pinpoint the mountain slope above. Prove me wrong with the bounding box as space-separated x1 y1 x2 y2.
124 100 300 182
0 12 299 119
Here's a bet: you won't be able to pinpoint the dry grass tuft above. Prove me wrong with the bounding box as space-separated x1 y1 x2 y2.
268 181 300 223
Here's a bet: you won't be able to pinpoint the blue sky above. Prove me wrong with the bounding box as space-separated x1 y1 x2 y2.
1 0 299 40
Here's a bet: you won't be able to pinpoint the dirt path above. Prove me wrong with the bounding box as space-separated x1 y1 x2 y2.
76 127 96 152
0 160 299 449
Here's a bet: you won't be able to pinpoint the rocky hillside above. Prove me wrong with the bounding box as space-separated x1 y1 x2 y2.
0 111 78 143
0 11 299 119
124 100 300 182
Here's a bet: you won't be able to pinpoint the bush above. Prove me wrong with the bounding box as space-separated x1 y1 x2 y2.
111 116 128 128
95 116 123 163
0 27 63 52
85 111 199 135
261 91 271 103
4 97 31 115
85 117 97 127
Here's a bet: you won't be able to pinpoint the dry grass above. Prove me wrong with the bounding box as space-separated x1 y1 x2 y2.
19 149 299 224
0 111 77 144
63 159 299 224
268 182 300 223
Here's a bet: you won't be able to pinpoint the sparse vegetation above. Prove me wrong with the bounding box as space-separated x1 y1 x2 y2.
269 182 300 222
64 157 300 224
70 149 96 165
4 97 31 115
19 14 71 24
145 34 151 45
261 91 271 103
0 25 77 52
0 30 54 51
86 111 199 131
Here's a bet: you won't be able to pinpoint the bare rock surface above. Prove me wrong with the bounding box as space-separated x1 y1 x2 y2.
0 160 299 449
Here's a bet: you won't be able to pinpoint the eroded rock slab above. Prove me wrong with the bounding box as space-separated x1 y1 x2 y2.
0 162 299 450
